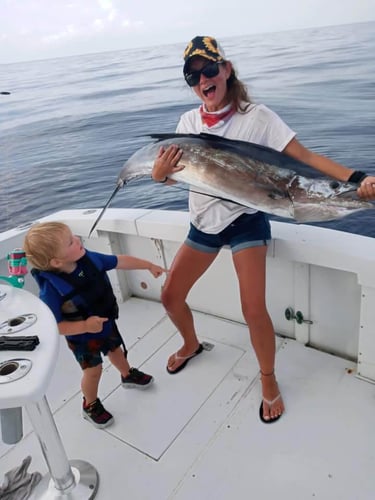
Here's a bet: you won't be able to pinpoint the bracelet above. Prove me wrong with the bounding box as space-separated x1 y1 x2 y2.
159 177 168 183
347 170 368 184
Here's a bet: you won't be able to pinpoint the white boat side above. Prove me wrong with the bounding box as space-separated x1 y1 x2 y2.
1 208 375 499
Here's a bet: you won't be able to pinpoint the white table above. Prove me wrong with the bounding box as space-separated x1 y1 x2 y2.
0 285 99 499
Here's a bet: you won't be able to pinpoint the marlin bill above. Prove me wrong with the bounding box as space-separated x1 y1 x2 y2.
89 133 373 235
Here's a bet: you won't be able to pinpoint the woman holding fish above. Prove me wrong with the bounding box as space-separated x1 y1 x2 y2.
152 35 375 423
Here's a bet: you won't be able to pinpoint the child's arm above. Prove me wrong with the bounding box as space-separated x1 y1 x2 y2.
116 255 166 278
57 316 108 336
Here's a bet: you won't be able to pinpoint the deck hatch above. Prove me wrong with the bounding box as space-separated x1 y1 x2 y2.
104 339 244 460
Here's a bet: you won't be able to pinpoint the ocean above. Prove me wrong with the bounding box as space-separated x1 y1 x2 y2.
1 21 374 236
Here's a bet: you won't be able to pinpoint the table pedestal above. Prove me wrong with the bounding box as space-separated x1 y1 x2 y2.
26 396 99 499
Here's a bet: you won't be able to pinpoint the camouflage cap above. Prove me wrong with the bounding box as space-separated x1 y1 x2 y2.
183 36 226 73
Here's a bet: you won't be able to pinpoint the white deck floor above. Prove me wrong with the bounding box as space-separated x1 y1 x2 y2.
1 298 375 499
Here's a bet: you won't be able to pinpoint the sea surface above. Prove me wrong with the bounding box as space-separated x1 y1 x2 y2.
1 22 375 236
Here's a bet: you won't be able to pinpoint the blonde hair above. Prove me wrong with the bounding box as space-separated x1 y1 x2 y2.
23 222 70 270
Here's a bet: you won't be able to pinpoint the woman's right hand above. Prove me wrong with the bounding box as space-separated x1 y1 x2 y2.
152 145 184 183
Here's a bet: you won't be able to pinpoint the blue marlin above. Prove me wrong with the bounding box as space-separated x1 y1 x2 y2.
89 133 373 235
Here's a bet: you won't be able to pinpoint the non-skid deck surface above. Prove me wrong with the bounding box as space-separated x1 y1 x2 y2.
1 298 374 500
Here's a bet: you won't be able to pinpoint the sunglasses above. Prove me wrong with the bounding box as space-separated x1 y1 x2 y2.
184 61 223 87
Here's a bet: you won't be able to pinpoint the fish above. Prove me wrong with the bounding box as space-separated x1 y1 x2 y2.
89 132 373 235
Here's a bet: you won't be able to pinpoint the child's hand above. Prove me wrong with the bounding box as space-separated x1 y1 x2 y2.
85 316 108 333
148 263 167 278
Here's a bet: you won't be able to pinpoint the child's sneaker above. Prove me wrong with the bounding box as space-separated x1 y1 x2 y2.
82 398 113 429
121 367 153 389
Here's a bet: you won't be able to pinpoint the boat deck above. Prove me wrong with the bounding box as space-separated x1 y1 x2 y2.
1 297 374 499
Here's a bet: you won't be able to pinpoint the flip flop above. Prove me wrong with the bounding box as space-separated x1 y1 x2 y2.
166 343 204 374
259 394 282 424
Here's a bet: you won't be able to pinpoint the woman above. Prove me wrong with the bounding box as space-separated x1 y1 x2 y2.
152 35 375 423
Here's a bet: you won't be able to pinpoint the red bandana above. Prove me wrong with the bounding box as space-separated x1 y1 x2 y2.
199 104 235 128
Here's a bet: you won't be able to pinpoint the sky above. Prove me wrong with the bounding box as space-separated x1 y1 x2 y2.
1 0 375 64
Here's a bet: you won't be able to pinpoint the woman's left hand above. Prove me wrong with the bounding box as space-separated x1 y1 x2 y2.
358 176 375 200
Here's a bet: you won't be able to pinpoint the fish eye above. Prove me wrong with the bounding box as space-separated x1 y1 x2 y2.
329 180 340 189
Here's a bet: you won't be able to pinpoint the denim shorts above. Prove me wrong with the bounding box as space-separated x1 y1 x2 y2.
186 212 271 254
67 322 127 370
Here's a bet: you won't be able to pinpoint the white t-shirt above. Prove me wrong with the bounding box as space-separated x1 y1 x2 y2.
176 103 296 233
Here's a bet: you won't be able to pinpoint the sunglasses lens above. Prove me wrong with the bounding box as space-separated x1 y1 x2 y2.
202 62 220 78
185 72 199 87
184 62 221 87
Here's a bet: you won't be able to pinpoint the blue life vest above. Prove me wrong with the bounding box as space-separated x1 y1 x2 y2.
31 253 119 321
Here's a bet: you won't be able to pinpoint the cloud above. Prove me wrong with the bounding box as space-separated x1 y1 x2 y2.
42 25 76 44
93 19 105 31
108 9 117 22
97 0 113 10
1 0 374 63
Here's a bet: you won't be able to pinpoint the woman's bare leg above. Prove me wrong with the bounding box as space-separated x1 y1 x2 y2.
233 245 284 421
162 243 217 371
